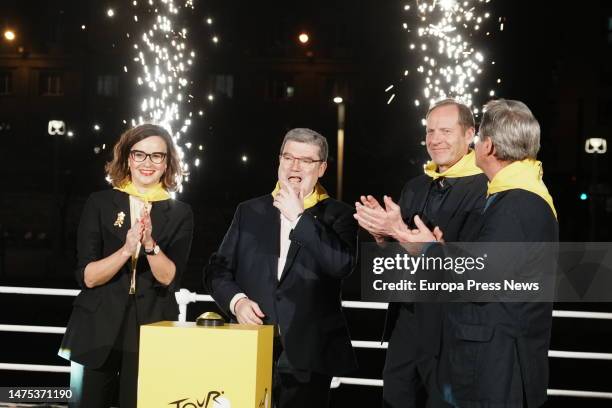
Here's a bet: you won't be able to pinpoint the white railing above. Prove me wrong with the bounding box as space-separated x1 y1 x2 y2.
0 363 70 373
2 286 612 400
350 340 612 361
0 324 65 334
0 286 80 297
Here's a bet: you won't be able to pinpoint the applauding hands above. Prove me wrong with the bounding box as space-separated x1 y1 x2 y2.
139 206 155 249
354 195 443 244
121 205 156 255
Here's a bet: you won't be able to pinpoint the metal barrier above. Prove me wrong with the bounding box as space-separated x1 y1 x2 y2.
1 286 612 400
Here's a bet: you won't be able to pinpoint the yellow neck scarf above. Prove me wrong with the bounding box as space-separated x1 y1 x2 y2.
423 150 483 180
271 182 330 210
114 181 170 202
487 159 557 219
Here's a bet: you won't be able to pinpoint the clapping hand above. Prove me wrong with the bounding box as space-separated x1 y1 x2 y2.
354 195 405 243
123 222 143 256
140 207 155 248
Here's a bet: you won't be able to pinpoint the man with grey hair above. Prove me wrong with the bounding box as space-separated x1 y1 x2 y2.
355 98 488 407
400 99 558 407
476 99 542 163
205 128 357 408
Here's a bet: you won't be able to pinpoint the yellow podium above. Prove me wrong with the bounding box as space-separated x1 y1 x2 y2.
138 321 273 408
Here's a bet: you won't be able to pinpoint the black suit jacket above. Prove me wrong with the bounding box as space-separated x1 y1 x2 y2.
59 189 194 368
382 173 488 355
398 174 488 242
204 195 358 376
436 189 559 408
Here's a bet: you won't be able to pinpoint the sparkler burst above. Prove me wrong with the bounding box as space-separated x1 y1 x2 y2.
392 0 503 116
115 0 213 190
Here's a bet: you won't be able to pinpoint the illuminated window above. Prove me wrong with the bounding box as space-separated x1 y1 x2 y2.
0 71 12 95
214 74 234 98
266 76 294 101
39 71 63 96
97 75 119 97
286 86 295 98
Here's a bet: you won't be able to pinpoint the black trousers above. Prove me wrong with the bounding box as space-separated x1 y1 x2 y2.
383 305 450 408
272 337 332 408
70 296 139 408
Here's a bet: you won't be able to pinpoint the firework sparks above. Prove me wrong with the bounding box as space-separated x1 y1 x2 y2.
399 0 502 114
131 0 195 134
115 0 214 190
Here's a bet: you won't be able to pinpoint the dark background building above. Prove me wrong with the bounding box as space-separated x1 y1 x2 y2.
1 0 611 406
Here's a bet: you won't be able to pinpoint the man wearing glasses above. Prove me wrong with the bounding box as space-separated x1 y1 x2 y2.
205 128 357 408
355 98 488 407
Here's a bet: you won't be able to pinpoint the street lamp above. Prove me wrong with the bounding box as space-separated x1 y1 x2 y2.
334 96 345 201
3 30 16 42
298 32 309 45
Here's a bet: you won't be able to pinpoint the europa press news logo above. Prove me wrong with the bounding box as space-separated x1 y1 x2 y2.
169 390 232 408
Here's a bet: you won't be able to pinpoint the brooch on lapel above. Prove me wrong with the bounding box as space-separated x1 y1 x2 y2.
114 211 126 228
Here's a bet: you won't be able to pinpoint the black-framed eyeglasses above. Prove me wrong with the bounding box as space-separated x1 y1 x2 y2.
279 153 324 168
130 150 167 164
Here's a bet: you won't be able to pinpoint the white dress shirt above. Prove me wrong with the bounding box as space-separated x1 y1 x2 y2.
128 196 151 293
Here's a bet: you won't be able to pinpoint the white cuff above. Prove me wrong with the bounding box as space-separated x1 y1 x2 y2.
229 293 248 316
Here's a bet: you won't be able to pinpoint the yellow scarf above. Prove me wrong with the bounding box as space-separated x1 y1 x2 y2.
487 159 557 219
271 182 330 210
423 150 483 180
114 181 170 202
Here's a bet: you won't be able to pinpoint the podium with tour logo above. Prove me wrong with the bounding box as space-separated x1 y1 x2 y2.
137 320 273 408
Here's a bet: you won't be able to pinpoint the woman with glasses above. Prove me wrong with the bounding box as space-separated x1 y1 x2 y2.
59 124 194 408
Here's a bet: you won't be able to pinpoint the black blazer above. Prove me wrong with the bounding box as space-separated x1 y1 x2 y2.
204 195 358 376
436 189 559 408
59 189 194 369
398 173 488 242
382 173 488 349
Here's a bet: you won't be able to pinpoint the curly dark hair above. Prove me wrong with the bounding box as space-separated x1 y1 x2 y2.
105 124 184 191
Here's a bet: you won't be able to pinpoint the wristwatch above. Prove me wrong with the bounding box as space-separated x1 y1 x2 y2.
144 243 160 255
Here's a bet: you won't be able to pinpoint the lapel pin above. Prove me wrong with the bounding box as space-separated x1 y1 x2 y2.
114 211 126 228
